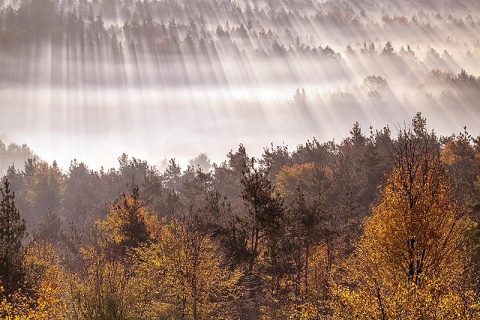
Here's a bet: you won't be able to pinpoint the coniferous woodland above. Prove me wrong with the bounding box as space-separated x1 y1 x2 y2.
1 114 480 318
1 0 480 318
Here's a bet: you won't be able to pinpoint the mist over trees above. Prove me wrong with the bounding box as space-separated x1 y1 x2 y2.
1 0 480 92
1 114 480 318
0 0 480 168
1 0 480 318
0 141 36 176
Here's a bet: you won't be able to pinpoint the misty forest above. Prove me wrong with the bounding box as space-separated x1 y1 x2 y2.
1 0 480 319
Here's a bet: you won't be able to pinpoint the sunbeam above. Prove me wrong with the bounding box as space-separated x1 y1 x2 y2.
0 0 479 171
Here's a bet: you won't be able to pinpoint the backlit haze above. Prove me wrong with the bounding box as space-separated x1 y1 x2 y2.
1 0 480 171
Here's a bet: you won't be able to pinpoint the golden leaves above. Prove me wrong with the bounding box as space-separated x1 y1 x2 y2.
0 240 66 319
133 219 242 319
333 136 478 319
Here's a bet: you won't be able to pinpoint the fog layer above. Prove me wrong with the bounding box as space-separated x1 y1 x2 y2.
1 0 479 169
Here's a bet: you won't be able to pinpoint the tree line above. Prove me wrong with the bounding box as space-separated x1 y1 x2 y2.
1 113 480 318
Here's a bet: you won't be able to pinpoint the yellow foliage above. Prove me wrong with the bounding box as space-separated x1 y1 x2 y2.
440 135 475 166
0 240 66 319
134 219 242 319
333 138 479 319
258 242 334 319
65 244 151 320
99 190 160 251
276 162 332 203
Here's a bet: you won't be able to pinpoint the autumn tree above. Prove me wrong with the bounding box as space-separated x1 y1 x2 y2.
275 161 332 204
441 128 478 203
0 179 27 299
65 184 159 320
1 240 67 319
275 162 335 316
100 185 158 255
441 128 480 288
334 127 477 318
65 238 145 320
133 219 241 319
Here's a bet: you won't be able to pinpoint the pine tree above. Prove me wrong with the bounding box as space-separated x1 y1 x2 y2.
241 158 284 274
0 179 27 298
239 158 285 317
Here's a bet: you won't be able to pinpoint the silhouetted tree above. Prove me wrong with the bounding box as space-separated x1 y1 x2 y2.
0 179 27 298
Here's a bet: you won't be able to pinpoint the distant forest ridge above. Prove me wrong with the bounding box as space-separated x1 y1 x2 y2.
1 111 478 175
0 0 480 87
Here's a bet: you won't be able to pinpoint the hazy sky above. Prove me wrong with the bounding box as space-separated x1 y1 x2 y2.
1 0 479 171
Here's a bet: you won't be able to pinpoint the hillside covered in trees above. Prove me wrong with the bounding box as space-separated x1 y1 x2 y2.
1 114 480 318
1 0 480 318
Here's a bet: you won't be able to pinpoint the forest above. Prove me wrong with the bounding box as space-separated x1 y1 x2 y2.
1 114 480 319
1 0 480 318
